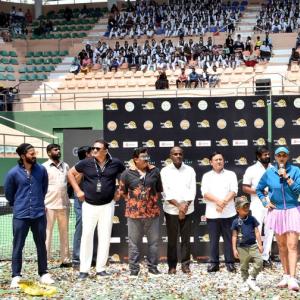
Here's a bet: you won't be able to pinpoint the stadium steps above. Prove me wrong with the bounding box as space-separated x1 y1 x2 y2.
269 49 291 65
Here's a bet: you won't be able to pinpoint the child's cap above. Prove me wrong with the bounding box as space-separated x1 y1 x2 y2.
235 197 250 209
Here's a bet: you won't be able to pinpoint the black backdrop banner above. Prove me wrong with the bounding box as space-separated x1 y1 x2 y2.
103 95 300 262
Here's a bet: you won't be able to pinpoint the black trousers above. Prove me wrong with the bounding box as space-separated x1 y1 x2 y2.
207 216 235 265
165 212 192 269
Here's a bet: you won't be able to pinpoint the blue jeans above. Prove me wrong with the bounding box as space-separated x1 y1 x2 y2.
127 216 160 272
72 197 98 264
12 215 47 277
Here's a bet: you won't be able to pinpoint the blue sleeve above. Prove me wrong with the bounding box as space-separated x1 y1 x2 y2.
42 166 48 197
289 167 300 194
4 171 16 206
75 159 86 173
256 171 268 200
252 216 260 228
231 219 238 231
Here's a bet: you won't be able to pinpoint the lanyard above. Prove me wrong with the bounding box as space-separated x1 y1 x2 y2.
94 158 107 181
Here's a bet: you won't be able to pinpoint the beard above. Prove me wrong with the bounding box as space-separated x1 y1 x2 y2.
51 153 61 160
259 157 270 164
25 156 36 165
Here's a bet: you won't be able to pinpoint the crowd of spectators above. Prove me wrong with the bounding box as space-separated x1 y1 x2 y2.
106 0 243 39
255 0 300 33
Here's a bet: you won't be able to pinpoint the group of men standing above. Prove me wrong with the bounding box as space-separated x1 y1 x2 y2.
4 139 273 287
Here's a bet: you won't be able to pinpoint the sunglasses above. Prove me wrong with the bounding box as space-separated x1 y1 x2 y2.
91 147 106 152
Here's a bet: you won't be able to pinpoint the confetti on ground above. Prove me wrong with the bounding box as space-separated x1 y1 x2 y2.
0 261 300 299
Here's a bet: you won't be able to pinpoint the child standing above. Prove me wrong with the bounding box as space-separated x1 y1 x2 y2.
232 197 263 292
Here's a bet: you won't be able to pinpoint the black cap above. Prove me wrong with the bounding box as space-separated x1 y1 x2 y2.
16 143 34 156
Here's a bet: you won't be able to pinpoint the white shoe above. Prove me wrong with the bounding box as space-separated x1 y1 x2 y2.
246 277 261 292
277 274 290 288
288 277 300 291
40 273 55 285
240 281 249 292
10 276 21 288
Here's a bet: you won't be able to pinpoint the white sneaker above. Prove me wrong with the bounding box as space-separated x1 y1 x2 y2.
40 273 55 285
10 276 21 288
246 277 261 292
277 274 290 288
288 277 300 291
240 281 250 292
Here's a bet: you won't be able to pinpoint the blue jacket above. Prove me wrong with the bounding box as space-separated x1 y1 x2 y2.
256 163 300 210
4 163 48 219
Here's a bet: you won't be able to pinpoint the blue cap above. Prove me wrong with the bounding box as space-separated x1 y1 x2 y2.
275 146 289 155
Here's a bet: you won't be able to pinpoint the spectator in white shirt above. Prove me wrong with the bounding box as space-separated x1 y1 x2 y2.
161 147 196 275
201 151 238 273
43 144 71 267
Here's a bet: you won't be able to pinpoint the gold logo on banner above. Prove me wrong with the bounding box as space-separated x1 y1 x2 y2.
105 102 118 110
111 254 121 262
275 118 285 128
253 99 265 107
198 100 208 110
254 118 264 128
253 138 266 146
161 101 171 111
109 140 119 148
216 138 229 146
294 98 300 108
235 99 245 110
274 99 287 107
274 137 287 145
142 140 155 147
217 119 227 129
178 101 191 109
180 139 192 147
198 158 210 166
107 121 117 131
292 118 300 126
292 156 300 164
235 157 248 165
125 159 135 168
180 120 190 130
124 121 137 129
125 101 135 112
197 120 210 128
143 120 153 130
142 101 155 110
162 158 173 167
215 100 228 108
234 119 247 127
112 216 120 224
201 234 210 242
161 120 173 128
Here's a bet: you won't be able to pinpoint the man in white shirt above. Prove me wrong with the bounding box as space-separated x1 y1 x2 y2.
161 147 196 275
43 144 71 267
201 151 238 272
242 146 273 267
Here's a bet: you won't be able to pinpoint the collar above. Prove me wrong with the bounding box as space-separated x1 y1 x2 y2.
169 162 185 170
212 168 225 175
47 159 63 167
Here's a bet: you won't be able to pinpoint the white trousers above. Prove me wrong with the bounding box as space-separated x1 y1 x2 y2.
250 199 274 260
80 201 114 273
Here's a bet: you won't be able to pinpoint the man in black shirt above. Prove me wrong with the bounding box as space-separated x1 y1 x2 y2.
68 139 125 280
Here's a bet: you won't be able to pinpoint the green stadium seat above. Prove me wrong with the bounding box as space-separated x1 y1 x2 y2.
9 58 18 65
53 57 62 64
0 51 9 57
53 51 60 56
72 32 79 38
0 74 6 80
1 58 9 64
9 51 17 57
26 51 34 58
34 58 44 65
62 33 71 38
6 66 14 72
0 66 5 72
27 66 36 73
37 74 47 80
6 74 16 81
44 58 53 64
28 74 38 81
26 59 34 65
35 66 43 72
19 67 26 73
34 51 43 57
60 50 69 56
19 74 28 81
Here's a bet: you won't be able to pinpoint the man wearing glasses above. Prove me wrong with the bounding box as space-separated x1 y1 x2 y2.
68 139 125 280
119 147 163 277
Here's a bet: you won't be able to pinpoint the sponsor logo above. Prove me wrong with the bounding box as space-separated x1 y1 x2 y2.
215 100 228 108
125 101 135 112
216 138 229 146
275 118 285 128
180 120 190 130
274 99 287 107
291 138 300 145
161 158 173 167
198 100 208 110
294 98 300 108
235 99 245 110
160 120 173 128
109 140 119 148
254 118 264 128
199 234 210 242
274 137 287 145
178 100 191 109
105 102 118 110
217 119 227 129
234 119 247 127
142 101 155 110
123 141 138 148
196 140 211 147
253 138 266 146
159 141 175 147
232 140 248 146
234 157 248 165
143 120 153 130
112 216 120 224
110 254 120 262
142 140 155 147
292 118 300 126
197 120 210 128
107 121 117 131
292 156 300 164
252 99 265 108
200 215 207 225
124 121 137 129
162 236 168 243
197 158 210 166
161 101 171 111
179 139 192 147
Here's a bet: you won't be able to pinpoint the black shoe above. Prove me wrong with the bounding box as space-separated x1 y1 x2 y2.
130 270 140 277
72 263 80 270
207 264 219 272
168 268 176 275
78 272 88 280
263 259 272 268
60 262 72 268
96 271 110 277
182 265 191 274
148 268 161 276
91 261 96 267
226 263 236 273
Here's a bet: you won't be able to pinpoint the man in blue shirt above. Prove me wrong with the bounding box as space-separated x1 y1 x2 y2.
187 67 200 88
4 143 55 288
